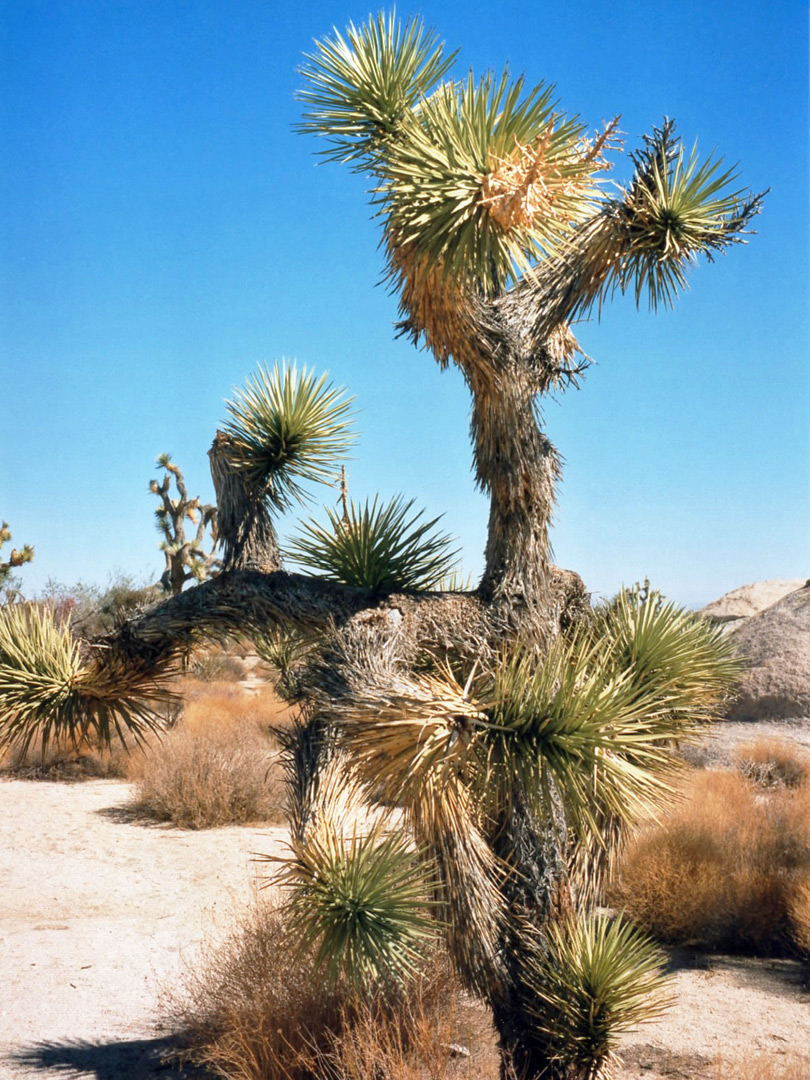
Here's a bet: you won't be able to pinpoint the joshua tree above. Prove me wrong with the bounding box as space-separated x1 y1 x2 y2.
150 453 220 595
0 521 34 592
0 14 761 1078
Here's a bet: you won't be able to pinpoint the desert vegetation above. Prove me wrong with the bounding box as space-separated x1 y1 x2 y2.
127 679 290 828
150 453 220 595
0 10 770 1079
610 739 810 958
169 901 479 1080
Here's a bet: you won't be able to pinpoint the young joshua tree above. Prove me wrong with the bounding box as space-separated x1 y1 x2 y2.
0 14 759 1078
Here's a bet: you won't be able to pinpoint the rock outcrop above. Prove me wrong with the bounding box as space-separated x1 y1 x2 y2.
701 578 807 626
720 583 810 721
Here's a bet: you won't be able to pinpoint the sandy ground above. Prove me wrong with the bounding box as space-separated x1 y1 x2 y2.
0 779 287 1079
0 777 808 1080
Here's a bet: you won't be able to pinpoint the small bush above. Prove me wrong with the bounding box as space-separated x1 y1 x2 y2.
734 737 810 789
128 684 289 827
610 768 810 954
170 901 474 1080
179 679 294 731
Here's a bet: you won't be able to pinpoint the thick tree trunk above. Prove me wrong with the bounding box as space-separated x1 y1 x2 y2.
489 790 573 1080
208 432 280 572
468 360 561 639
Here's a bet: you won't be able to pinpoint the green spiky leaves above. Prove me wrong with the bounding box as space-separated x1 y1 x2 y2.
0 605 172 758
299 11 614 304
529 914 673 1078
301 16 762 351
541 120 766 333
222 362 355 512
287 495 459 592
382 70 611 296
298 11 455 167
335 587 738 855
595 583 741 721
616 120 764 310
276 823 438 994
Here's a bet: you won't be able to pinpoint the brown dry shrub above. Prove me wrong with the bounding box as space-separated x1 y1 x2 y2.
178 679 295 732
713 1055 810 1079
127 682 290 828
169 901 484 1080
610 769 810 954
789 871 810 954
0 739 130 780
734 737 810 789
189 650 247 683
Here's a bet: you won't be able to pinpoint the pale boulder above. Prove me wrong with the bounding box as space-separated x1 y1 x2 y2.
700 578 807 625
723 583 810 720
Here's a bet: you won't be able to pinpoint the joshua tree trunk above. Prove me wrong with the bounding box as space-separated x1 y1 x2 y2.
391 283 590 1073
209 432 281 572
470 360 561 625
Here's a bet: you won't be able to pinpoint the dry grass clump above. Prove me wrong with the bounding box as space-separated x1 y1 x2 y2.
712 1055 810 1079
789 880 810 953
188 650 247 683
178 678 295 732
610 765 810 954
127 682 291 828
170 901 486 1080
734 737 810 789
0 738 129 780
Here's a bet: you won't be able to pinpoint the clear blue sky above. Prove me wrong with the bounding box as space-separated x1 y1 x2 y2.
1 0 808 608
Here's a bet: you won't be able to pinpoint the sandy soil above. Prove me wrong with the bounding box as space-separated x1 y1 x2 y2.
0 779 286 1079
1 777 808 1080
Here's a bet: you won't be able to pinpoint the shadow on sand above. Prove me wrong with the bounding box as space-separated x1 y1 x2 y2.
8 1035 215 1079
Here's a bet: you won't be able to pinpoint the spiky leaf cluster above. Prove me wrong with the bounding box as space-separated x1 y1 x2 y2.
298 11 455 166
0 605 172 757
614 120 763 310
253 622 317 702
528 914 673 1078
537 120 766 334
299 12 613 300
222 362 355 512
301 16 763 353
288 495 458 591
381 70 611 296
334 589 738 909
275 822 438 994
594 582 740 719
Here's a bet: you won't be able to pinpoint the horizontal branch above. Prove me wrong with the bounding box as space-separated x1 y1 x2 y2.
101 565 587 673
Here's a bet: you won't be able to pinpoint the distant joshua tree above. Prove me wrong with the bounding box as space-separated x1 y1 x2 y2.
0 521 33 593
0 14 762 1078
150 454 220 595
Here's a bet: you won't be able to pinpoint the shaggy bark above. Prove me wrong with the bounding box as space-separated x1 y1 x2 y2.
489 788 573 1080
209 432 281 573
393 278 593 1074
